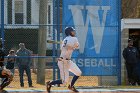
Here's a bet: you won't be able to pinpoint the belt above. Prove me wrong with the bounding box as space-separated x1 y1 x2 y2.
60 57 70 60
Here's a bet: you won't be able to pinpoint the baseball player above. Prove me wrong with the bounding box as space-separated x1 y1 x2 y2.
0 38 13 91
46 27 82 92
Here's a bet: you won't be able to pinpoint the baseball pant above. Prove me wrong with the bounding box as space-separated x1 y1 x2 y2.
58 60 82 85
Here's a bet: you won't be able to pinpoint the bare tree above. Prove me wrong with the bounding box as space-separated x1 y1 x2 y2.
37 0 47 85
122 0 140 18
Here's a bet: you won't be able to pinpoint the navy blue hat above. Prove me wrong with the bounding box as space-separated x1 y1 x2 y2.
65 27 75 36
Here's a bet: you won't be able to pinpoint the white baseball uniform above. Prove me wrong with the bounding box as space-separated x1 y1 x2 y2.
58 36 82 84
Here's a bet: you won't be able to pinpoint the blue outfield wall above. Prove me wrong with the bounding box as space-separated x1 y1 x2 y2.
63 0 121 76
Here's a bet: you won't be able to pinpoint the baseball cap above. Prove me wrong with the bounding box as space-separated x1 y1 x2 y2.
19 43 25 46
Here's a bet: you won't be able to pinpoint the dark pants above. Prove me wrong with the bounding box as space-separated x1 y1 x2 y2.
133 62 140 85
18 65 32 86
125 63 136 85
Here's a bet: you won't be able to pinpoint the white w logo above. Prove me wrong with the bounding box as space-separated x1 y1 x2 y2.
69 5 110 54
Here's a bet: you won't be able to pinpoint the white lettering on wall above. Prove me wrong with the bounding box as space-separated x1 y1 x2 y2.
72 58 116 67
69 5 110 54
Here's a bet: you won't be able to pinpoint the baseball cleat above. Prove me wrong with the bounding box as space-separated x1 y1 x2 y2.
68 85 79 92
46 81 51 92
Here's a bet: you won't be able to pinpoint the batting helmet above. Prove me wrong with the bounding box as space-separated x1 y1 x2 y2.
65 27 75 36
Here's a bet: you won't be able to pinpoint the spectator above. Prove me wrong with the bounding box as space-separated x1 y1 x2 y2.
6 50 17 74
16 43 33 87
123 39 139 85
0 38 13 91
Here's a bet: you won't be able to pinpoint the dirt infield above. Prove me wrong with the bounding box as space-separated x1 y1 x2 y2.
4 69 140 93
8 69 98 89
7 69 46 89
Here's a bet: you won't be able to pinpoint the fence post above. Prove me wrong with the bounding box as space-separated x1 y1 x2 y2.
1 0 4 47
37 0 47 85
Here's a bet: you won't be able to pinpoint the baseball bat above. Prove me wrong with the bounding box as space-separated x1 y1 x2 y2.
47 40 62 44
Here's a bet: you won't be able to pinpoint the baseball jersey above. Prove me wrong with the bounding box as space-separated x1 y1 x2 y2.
60 36 79 59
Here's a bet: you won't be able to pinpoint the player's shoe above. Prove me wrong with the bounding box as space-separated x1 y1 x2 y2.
68 85 79 92
46 81 51 92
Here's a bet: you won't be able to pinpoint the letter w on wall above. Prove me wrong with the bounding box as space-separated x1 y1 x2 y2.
69 5 110 54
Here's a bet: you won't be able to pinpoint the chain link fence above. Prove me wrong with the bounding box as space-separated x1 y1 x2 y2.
0 0 121 89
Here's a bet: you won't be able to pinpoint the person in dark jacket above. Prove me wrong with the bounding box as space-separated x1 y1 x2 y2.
16 43 33 87
123 39 139 85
